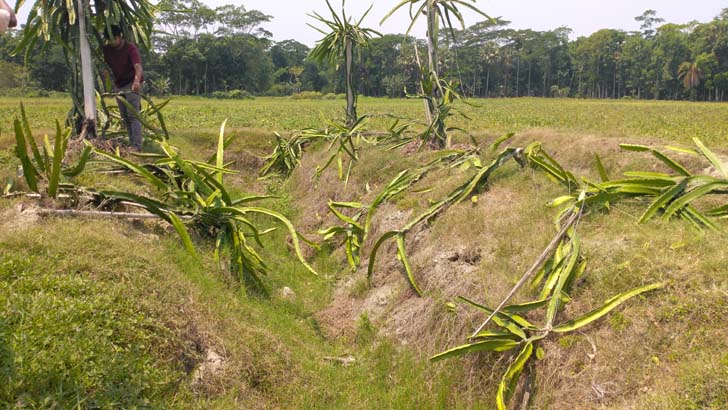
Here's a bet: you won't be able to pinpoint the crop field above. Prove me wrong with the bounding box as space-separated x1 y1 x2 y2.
1 96 727 409
2 96 728 147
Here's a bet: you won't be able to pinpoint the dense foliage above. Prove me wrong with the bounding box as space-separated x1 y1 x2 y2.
3 5 728 101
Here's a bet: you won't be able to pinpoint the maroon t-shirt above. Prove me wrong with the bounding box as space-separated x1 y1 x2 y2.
102 41 143 88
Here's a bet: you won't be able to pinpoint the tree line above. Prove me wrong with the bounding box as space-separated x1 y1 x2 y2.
2 2 727 101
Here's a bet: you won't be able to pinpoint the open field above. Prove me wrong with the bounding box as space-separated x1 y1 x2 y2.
1 97 727 409
2 97 728 147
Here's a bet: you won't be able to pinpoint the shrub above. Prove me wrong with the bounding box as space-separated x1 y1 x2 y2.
265 83 293 96
148 76 171 96
209 89 255 100
227 89 254 99
382 74 408 98
0 87 53 98
0 61 29 90
291 91 323 100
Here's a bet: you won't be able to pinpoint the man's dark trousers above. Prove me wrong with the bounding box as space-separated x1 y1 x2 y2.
116 82 143 150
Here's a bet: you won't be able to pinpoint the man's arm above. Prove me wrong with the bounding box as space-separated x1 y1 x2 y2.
129 43 143 93
132 63 143 92
0 0 17 28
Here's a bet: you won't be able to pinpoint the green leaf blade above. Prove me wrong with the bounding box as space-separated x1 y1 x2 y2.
552 283 664 333
496 342 534 410
430 339 521 362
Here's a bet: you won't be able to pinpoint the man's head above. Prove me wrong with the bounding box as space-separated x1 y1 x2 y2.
103 25 124 48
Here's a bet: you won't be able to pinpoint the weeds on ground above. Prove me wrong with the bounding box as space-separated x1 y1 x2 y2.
427 138 727 409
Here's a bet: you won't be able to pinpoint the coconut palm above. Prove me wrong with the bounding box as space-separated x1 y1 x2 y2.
309 0 380 127
382 0 488 148
678 61 703 96
14 0 155 137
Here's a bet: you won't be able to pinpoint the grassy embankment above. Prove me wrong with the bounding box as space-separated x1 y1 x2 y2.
1 96 726 409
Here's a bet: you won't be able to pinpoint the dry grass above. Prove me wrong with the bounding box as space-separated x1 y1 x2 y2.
305 131 727 409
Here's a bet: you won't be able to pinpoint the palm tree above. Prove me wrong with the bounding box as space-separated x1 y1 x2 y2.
678 61 703 99
14 0 155 137
381 0 488 147
309 0 380 127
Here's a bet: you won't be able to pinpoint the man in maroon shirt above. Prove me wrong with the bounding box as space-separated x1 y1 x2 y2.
102 25 144 151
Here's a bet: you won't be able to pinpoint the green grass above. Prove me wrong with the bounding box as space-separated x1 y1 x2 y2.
0 204 490 409
0 217 192 408
0 257 182 408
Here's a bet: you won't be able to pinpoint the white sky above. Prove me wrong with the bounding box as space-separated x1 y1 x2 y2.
12 0 727 46
214 0 727 45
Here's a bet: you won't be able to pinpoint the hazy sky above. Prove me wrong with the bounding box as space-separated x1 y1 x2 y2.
213 0 726 45
12 0 727 46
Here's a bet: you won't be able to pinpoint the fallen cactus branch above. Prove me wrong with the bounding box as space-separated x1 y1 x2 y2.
367 145 525 296
469 207 582 339
37 209 194 220
10 117 318 295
